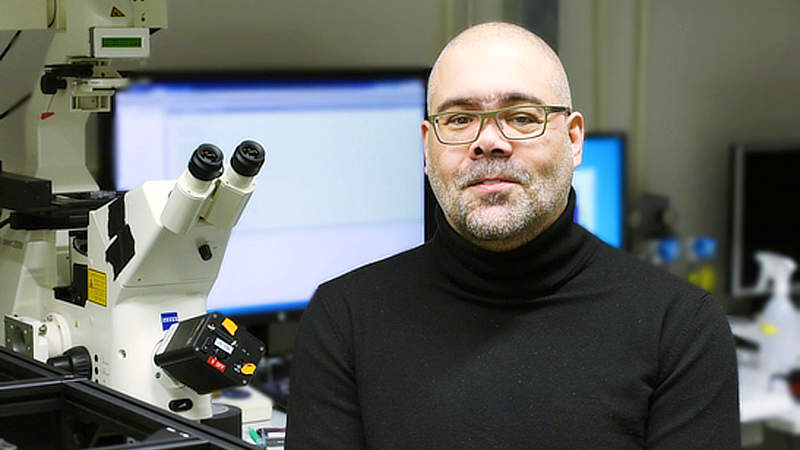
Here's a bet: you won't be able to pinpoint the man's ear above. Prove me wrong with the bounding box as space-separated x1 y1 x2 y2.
421 120 432 175
566 111 585 169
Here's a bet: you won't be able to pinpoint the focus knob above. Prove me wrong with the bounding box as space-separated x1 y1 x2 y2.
47 346 92 378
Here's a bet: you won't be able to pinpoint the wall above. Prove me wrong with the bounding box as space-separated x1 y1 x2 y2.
559 0 800 300
121 0 444 71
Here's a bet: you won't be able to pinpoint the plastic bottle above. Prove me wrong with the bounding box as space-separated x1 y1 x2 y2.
755 251 799 373
656 237 683 275
687 237 717 292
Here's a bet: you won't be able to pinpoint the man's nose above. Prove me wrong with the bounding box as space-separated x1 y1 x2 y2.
468 117 513 160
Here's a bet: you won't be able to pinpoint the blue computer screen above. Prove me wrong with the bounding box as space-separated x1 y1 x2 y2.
572 134 625 248
112 76 427 314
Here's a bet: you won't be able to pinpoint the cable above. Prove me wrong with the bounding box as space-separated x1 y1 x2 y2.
0 93 32 121
48 0 58 27
0 29 29 121
0 3 55 60
0 30 22 62
0 217 10 229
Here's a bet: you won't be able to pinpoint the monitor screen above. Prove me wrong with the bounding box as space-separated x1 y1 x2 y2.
110 73 427 315
730 143 800 298
573 134 625 248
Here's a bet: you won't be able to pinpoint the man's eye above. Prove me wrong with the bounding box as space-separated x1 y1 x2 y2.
508 114 541 125
445 115 475 126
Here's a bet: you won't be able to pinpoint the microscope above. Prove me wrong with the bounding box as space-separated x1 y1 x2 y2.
0 0 266 421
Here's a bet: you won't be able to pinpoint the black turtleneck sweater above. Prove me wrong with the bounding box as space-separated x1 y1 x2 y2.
286 192 740 449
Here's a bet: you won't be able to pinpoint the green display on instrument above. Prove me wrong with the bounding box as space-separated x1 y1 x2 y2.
102 37 142 48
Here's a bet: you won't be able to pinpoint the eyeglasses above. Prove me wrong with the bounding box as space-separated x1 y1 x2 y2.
428 104 571 145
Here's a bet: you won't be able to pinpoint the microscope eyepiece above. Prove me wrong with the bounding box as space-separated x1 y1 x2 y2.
188 143 224 181
230 140 266 177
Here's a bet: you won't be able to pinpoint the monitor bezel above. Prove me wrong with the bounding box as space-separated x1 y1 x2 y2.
728 142 800 299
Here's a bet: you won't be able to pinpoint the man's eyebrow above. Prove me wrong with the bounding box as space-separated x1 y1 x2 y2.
499 92 546 105
434 97 481 113
434 92 547 114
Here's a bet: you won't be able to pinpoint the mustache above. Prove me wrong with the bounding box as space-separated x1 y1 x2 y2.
455 159 532 188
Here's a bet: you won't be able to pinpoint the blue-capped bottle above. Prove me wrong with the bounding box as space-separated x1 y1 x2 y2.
687 237 717 292
656 236 683 276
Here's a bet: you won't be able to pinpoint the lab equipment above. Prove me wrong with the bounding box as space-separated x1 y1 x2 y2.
0 0 265 422
154 312 264 395
754 251 799 373
687 236 717 292
730 251 800 440
658 237 683 269
0 345 256 449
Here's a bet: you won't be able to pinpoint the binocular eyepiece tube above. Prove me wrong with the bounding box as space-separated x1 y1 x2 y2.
204 140 267 230
161 140 266 235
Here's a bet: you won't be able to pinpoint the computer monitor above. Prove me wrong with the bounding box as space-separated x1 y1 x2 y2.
107 72 428 317
729 143 800 298
573 133 626 248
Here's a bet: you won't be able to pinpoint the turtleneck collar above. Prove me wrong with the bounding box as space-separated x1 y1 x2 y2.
428 189 598 304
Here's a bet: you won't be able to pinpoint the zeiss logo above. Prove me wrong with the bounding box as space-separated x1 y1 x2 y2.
161 312 179 331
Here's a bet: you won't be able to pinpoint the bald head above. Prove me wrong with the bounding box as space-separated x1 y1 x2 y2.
427 22 572 115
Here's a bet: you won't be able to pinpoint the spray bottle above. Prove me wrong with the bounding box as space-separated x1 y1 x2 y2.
755 251 799 373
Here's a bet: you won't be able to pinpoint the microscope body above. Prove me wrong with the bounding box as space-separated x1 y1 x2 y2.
3 150 265 420
1 0 168 193
0 1 266 421
79 174 249 419
1 0 167 334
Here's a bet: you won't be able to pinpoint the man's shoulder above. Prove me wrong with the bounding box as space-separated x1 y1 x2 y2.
582 240 730 351
587 238 714 306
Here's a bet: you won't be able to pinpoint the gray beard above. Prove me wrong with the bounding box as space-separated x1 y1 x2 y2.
459 187 537 240
428 155 573 243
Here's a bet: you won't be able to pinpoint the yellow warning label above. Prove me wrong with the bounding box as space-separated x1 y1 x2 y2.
110 6 126 18
88 269 108 307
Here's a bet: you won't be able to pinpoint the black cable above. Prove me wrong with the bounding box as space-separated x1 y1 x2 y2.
0 29 29 121
0 93 32 121
0 30 22 62
0 217 10 229
0 3 55 61
48 0 57 27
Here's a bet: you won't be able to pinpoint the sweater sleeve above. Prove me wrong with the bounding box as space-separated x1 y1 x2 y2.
645 293 740 449
285 287 367 449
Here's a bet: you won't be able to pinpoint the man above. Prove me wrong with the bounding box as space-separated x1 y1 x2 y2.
287 22 739 449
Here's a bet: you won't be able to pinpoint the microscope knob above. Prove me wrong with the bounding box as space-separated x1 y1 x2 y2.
47 346 93 379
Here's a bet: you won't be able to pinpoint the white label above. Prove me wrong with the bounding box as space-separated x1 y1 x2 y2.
214 338 234 354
